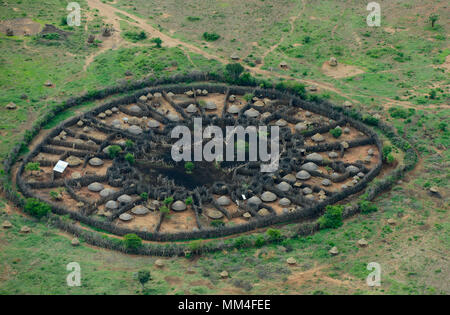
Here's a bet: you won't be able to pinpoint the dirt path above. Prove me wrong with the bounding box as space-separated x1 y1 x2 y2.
256 0 306 70
83 0 125 71
87 0 442 108
84 0 363 102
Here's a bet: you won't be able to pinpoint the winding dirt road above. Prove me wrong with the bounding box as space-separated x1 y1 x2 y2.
86 0 449 110
86 0 357 101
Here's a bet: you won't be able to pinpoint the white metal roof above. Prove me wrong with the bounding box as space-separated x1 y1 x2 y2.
53 160 69 173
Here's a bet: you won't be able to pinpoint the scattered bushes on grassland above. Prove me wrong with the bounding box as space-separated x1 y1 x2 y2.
388 107 415 119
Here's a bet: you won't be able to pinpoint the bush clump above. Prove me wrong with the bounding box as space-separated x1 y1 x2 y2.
266 228 283 242
123 234 142 250
359 200 378 214
362 114 379 126
24 198 51 219
330 127 342 138
108 145 122 158
202 32 220 41
124 31 147 42
318 205 344 229
125 153 135 164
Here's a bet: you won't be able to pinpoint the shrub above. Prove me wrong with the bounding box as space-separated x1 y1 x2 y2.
275 81 306 98
124 31 147 42
243 93 254 102
317 205 343 229
359 200 378 214
386 153 395 164
42 33 60 40
49 191 61 201
125 140 134 149
211 220 225 228
125 153 135 164
382 145 392 160
202 32 220 41
159 206 170 214
25 162 40 174
362 114 379 126
137 270 152 290
24 198 51 219
163 196 174 206
188 240 203 252
266 228 283 242
330 127 342 138
225 63 244 82
185 196 193 205
388 107 415 119
186 16 201 22
140 192 148 200
234 236 251 248
108 145 122 158
123 234 142 250
254 235 266 247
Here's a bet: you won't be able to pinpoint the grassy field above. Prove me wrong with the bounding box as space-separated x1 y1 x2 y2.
0 0 448 294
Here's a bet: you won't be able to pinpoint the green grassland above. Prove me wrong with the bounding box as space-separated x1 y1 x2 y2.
0 0 448 294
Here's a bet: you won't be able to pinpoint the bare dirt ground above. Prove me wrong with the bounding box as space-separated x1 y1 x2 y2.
0 18 41 36
321 61 365 79
84 0 125 71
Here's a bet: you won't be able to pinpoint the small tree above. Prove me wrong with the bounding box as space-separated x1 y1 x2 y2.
429 14 439 28
318 205 343 229
25 162 40 176
137 270 152 291
152 37 162 48
123 234 142 250
225 63 244 82
163 196 174 206
184 161 194 174
108 145 122 158
24 198 51 219
386 153 395 165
